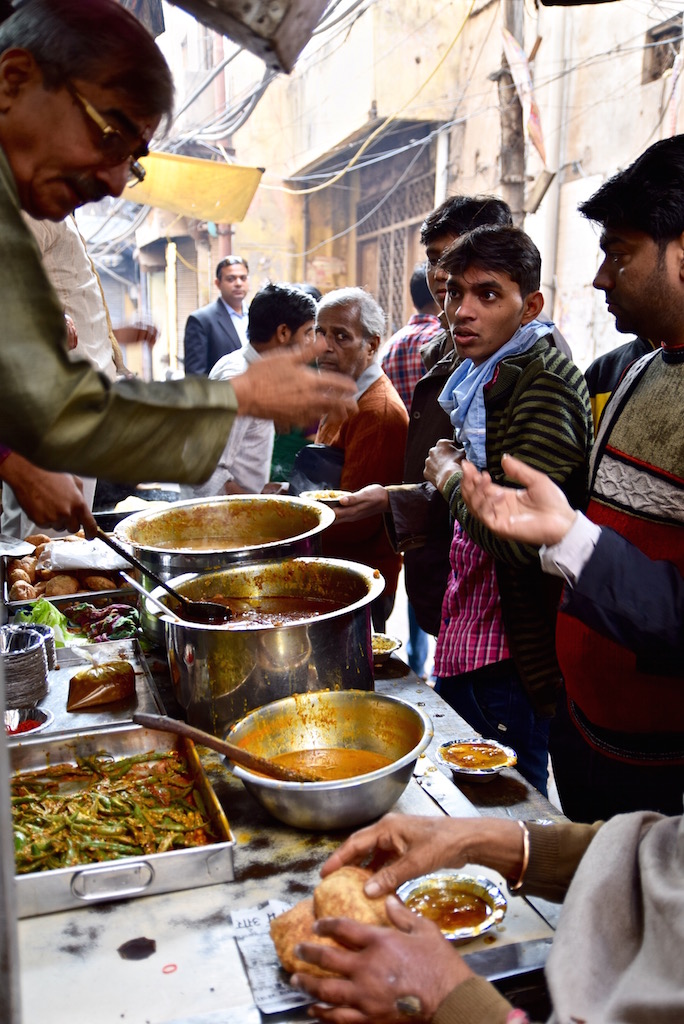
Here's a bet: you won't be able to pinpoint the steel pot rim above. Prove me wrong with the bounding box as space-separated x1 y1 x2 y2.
147 556 386 631
114 493 335 555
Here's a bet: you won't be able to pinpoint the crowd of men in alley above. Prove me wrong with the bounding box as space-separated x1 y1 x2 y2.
0 3 681 1024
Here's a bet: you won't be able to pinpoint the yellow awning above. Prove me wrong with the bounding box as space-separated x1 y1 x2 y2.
124 152 263 223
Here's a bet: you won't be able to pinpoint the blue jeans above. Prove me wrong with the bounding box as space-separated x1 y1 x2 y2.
435 660 551 795
407 603 429 677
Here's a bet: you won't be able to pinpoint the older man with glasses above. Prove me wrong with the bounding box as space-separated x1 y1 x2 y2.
0 0 355 534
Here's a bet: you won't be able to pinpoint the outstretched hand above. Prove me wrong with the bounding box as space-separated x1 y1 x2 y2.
335 484 389 523
460 453 577 547
319 813 524 900
291 895 472 1024
231 336 357 430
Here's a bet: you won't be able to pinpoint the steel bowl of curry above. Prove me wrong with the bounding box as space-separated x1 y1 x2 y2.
435 738 517 782
397 871 507 943
226 689 433 829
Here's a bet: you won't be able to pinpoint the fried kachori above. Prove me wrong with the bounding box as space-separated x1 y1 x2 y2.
313 865 390 926
271 866 392 978
269 898 343 978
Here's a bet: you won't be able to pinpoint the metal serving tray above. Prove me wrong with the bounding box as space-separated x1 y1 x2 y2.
0 549 136 617
13 638 165 736
11 723 235 917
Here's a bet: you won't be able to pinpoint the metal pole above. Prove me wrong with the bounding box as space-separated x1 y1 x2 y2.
0 658 22 1023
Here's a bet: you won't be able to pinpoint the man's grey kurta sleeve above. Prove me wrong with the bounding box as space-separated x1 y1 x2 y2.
0 148 237 484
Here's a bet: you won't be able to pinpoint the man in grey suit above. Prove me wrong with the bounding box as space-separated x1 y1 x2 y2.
183 255 249 375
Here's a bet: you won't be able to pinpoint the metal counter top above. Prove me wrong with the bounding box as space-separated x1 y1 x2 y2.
17 656 564 1024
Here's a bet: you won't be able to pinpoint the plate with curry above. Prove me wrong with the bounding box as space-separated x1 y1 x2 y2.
397 870 507 943
434 738 517 782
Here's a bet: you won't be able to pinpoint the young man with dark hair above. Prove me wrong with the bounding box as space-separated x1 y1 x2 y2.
336 195 514 638
535 134 684 821
186 283 316 496
425 225 592 794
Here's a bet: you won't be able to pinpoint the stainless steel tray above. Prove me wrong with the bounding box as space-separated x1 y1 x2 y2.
11 723 235 917
1 551 135 616
11 638 164 736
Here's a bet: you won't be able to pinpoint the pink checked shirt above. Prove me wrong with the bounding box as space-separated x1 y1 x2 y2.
433 522 510 678
381 313 441 411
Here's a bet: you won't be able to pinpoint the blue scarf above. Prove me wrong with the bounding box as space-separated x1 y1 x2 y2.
437 319 551 469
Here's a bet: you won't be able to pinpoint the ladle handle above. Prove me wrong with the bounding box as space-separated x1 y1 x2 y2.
120 572 182 623
132 712 321 783
96 528 188 610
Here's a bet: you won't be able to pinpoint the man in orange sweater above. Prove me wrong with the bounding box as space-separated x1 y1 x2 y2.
315 288 409 630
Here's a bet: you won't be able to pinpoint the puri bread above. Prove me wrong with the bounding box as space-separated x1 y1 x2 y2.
8 567 32 586
24 534 51 547
271 867 392 978
82 574 118 591
45 574 80 597
313 865 390 926
269 898 342 978
17 557 37 582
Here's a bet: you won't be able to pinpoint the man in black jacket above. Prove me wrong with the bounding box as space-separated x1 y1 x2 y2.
183 256 250 375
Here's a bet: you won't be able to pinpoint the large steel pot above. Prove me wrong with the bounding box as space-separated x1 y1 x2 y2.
114 495 335 642
154 557 385 736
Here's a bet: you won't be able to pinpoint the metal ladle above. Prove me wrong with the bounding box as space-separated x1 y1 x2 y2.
96 529 233 625
132 712 324 783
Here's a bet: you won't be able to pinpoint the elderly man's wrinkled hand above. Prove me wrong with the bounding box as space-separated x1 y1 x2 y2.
335 484 389 522
319 814 481 898
291 896 472 1024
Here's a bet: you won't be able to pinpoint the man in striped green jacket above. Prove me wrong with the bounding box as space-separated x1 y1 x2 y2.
425 225 592 795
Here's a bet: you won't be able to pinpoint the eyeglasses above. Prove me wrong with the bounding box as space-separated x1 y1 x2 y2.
67 83 149 184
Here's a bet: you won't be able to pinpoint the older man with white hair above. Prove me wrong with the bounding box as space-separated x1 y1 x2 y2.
314 287 409 630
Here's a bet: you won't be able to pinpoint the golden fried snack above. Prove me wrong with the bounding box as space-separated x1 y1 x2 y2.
24 534 52 548
17 557 37 582
313 865 390 927
270 899 343 978
8 567 31 586
82 575 118 591
8 581 37 601
45 574 80 597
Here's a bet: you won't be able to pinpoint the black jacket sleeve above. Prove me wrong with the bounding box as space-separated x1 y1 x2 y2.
183 312 209 376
